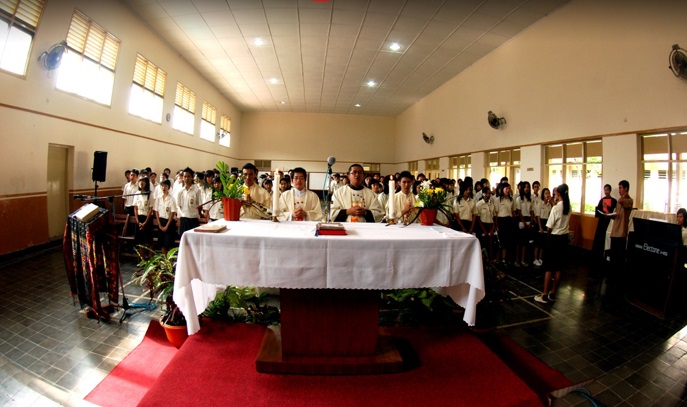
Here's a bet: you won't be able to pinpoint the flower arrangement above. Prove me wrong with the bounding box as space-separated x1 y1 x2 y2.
214 161 248 200
413 180 454 225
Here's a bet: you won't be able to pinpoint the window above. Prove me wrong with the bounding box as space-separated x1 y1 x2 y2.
0 0 44 75
200 101 216 141
450 155 471 181
128 54 166 123
641 131 687 213
254 160 271 171
219 114 231 147
173 82 196 135
487 148 520 188
424 158 439 179
545 140 602 214
57 10 120 105
363 163 380 173
408 161 418 178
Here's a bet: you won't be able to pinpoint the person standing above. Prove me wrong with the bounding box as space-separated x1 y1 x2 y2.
330 164 384 223
592 184 617 263
534 184 571 304
154 179 176 255
608 180 634 281
176 167 203 237
277 167 323 222
240 163 270 219
387 171 417 222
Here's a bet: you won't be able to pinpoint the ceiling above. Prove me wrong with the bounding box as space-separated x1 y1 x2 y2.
123 0 569 116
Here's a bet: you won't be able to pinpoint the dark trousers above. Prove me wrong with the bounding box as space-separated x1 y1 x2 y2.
179 217 199 237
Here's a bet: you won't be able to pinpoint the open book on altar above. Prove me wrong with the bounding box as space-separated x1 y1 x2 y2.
316 222 347 236
195 223 228 233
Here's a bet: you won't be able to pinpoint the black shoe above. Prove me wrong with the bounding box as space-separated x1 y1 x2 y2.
548 293 556 302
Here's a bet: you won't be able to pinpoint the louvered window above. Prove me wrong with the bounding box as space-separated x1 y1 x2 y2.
172 82 196 135
200 101 216 141
0 0 45 75
128 54 166 123
219 114 231 147
56 9 120 105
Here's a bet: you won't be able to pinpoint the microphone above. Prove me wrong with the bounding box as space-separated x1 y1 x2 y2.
327 156 336 167
73 194 88 200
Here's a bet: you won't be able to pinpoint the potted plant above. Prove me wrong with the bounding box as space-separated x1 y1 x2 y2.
214 161 247 221
202 286 280 325
412 180 454 225
133 246 188 348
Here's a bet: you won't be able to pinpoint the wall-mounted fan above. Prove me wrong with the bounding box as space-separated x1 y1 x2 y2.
422 132 434 144
38 41 67 70
488 111 506 129
669 44 687 79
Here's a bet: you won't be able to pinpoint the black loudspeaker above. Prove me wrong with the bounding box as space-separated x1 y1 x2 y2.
231 167 239 174
92 151 107 182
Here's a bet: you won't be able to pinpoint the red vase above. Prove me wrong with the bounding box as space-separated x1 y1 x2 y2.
222 197 241 221
419 208 438 226
160 320 188 348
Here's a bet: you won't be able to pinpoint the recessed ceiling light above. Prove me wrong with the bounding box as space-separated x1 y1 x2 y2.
254 38 265 46
366 80 377 87
354 103 361 107
270 78 279 84
389 42 401 51
280 100 286 105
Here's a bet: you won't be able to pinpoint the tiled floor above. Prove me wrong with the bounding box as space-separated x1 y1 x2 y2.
0 245 686 406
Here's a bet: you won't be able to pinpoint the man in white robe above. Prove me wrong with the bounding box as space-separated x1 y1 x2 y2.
387 171 418 222
330 164 384 223
240 163 271 219
277 167 323 222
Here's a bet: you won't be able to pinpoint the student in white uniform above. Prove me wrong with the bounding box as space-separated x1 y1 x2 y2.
176 167 203 237
515 181 535 267
476 188 496 261
330 164 384 223
534 184 571 304
370 179 388 213
133 176 155 257
154 179 176 255
277 167 323 222
453 184 477 234
494 182 516 265
208 176 224 222
123 169 139 216
534 188 554 267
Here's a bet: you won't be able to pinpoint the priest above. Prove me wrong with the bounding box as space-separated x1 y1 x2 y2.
277 167 323 221
330 164 384 222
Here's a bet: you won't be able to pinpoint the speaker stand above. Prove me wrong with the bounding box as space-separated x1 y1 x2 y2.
94 180 99 197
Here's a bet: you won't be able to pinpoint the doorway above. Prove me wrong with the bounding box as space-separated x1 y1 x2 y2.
47 144 70 240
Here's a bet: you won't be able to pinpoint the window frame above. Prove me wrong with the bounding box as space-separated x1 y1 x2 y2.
544 140 602 214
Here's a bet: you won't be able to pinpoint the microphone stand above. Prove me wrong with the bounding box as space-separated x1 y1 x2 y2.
324 165 333 223
74 193 156 323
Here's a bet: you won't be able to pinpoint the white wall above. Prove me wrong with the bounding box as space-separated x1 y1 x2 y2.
603 134 639 200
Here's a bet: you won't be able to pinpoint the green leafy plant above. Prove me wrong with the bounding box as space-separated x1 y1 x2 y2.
132 246 186 326
380 288 460 326
407 180 455 225
214 161 247 200
202 286 280 325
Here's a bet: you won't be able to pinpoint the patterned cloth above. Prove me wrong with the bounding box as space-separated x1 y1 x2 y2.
63 208 120 321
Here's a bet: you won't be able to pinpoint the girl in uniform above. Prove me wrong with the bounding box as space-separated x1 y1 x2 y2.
476 188 496 261
534 188 553 266
133 177 155 258
154 179 176 255
454 184 477 234
515 181 534 267
494 182 516 265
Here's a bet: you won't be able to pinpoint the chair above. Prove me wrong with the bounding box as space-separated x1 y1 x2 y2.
117 215 138 258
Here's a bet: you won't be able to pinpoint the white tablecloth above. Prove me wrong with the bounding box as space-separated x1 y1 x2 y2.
174 220 485 334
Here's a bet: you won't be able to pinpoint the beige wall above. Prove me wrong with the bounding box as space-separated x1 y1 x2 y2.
395 0 687 179
240 112 396 174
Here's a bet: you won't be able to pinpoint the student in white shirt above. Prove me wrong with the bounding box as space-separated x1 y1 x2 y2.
534 188 554 267
534 184 571 304
453 184 477 234
176 167 203 236
494 182 516 265
476 188 496 261
123 169 139 215
515 181 535 267
154 179 176 255
133 176 155 257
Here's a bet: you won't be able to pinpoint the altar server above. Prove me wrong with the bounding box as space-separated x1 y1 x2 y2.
277 167 323 222
240 163 271 219
387 171 417 222
330 164 384 223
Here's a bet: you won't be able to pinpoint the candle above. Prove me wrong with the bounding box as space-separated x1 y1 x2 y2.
273 169 280 215
388 175 395 219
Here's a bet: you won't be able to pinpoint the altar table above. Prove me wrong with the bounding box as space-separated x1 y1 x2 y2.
174 220 485 336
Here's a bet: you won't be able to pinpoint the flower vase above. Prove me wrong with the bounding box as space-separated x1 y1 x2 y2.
222 197 241 221
419 208 438 226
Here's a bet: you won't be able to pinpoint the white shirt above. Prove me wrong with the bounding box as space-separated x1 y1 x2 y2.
453 197 477 221
176 184 202 218
133 192 154 217
546 201 570 235
155 193 176 220
241 183 271 219
123 182 138 207
386 191 417 220
515 197 533 218
476 199 495 224
493 197 515 217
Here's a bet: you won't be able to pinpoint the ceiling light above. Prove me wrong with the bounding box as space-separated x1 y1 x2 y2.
389 42 401 51
270 78 279 84
366 80 377 87
354 103 361 107
253 38 265 46
280 100 286 105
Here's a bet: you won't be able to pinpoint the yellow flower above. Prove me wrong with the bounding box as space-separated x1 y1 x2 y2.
435 187 444 193
243 185 250 195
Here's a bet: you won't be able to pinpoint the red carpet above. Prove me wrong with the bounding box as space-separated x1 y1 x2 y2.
85 321 177 407
138 319 567 407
